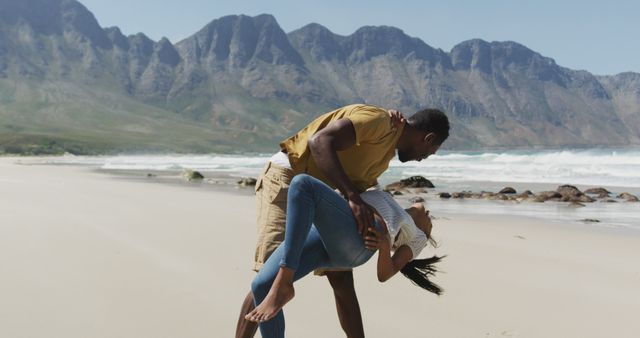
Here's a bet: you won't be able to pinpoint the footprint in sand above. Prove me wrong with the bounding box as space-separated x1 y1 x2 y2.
484 329 519 337
501 329 518 337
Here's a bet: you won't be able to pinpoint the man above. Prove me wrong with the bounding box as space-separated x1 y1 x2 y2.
236 103 450 338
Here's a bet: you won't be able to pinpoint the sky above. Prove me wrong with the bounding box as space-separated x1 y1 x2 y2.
78 0 639 75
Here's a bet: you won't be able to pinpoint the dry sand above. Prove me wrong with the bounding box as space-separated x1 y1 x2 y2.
1 157 639 338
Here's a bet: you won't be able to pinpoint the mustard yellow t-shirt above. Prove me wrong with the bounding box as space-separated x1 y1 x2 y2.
280 104 403 192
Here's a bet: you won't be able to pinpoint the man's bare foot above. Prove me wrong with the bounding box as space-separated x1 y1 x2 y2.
245 283 295 323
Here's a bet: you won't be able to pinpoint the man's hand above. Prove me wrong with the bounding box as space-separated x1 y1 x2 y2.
387 109 406 131
347 194 376 238
364 224 391 252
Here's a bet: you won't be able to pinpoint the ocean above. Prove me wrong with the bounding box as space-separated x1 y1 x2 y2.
39 148 640 229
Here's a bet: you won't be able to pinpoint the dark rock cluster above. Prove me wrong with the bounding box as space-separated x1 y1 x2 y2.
384 177 639 206
432 185 638 205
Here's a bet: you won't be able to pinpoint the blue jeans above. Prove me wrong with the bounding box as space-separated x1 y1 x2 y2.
251 174 379 338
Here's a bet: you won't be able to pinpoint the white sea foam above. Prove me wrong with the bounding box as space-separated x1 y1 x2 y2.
384 148 640 189
46 149 640 188
46 154 271 177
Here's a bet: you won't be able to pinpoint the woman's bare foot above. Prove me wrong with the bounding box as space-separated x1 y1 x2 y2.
245 282 295 322
246 267 296 323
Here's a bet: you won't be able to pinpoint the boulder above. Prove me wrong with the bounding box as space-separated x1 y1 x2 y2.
577 195 596 203
517 191 533 199
489 193 510 201
557 185 583 198
481 191 496 198
385 176 435 190
529 196 546 203
461 191 474 198
618 192 639 202
392 191 404 196
499 187 517 194
409 196 425 203
560 194 595 203
237 177 257 186
439 192 451 199
182 169 204 181
584 187 610 198
536 191 562 201
451 192 464 199
569 202 585 208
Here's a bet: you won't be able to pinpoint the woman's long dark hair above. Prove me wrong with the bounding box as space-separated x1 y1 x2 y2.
400 254 445 295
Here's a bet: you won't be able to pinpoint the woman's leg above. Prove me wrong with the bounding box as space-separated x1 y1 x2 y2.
282 174 375 269
251 227 329 338
247 175 374 324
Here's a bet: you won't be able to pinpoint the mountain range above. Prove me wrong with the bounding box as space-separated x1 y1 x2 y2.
1 0 639 154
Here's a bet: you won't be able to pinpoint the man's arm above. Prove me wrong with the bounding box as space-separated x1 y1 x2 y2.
307 118 375 236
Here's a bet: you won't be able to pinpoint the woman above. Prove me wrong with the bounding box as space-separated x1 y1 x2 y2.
246 174 443 337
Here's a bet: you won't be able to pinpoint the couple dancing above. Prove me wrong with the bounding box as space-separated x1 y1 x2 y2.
236 104 450 338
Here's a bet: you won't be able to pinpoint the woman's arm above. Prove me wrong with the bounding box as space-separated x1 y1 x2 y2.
364 222 414 282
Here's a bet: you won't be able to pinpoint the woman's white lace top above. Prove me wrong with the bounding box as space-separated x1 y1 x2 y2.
360 190 428 259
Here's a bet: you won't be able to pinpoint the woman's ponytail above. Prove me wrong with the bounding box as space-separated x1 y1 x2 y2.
400 255 445 295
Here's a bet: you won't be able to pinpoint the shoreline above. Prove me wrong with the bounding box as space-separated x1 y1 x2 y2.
14 152 640 194
3 144 640 157
11 155 640 229
1 156 640 337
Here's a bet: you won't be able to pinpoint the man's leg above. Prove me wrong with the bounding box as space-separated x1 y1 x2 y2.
235 292 258 338
326 270 365 338
235 162 292 338
277 175 367 338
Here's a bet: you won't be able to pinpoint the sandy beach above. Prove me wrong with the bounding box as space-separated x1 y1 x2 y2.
1 157 639 338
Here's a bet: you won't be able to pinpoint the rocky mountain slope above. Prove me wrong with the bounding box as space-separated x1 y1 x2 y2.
0 0 638 154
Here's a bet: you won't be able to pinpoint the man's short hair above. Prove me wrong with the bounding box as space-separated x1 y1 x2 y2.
408 109 450 145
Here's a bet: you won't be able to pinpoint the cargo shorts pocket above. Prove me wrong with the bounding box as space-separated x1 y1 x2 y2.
262 173 289 203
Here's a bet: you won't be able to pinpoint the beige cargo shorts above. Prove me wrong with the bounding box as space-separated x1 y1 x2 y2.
253 162 293 271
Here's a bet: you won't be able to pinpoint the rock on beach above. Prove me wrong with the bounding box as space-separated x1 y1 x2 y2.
237 177 257 187
385 176 435 190
499 187 517 194
182 169 204 181
618 192 639 202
